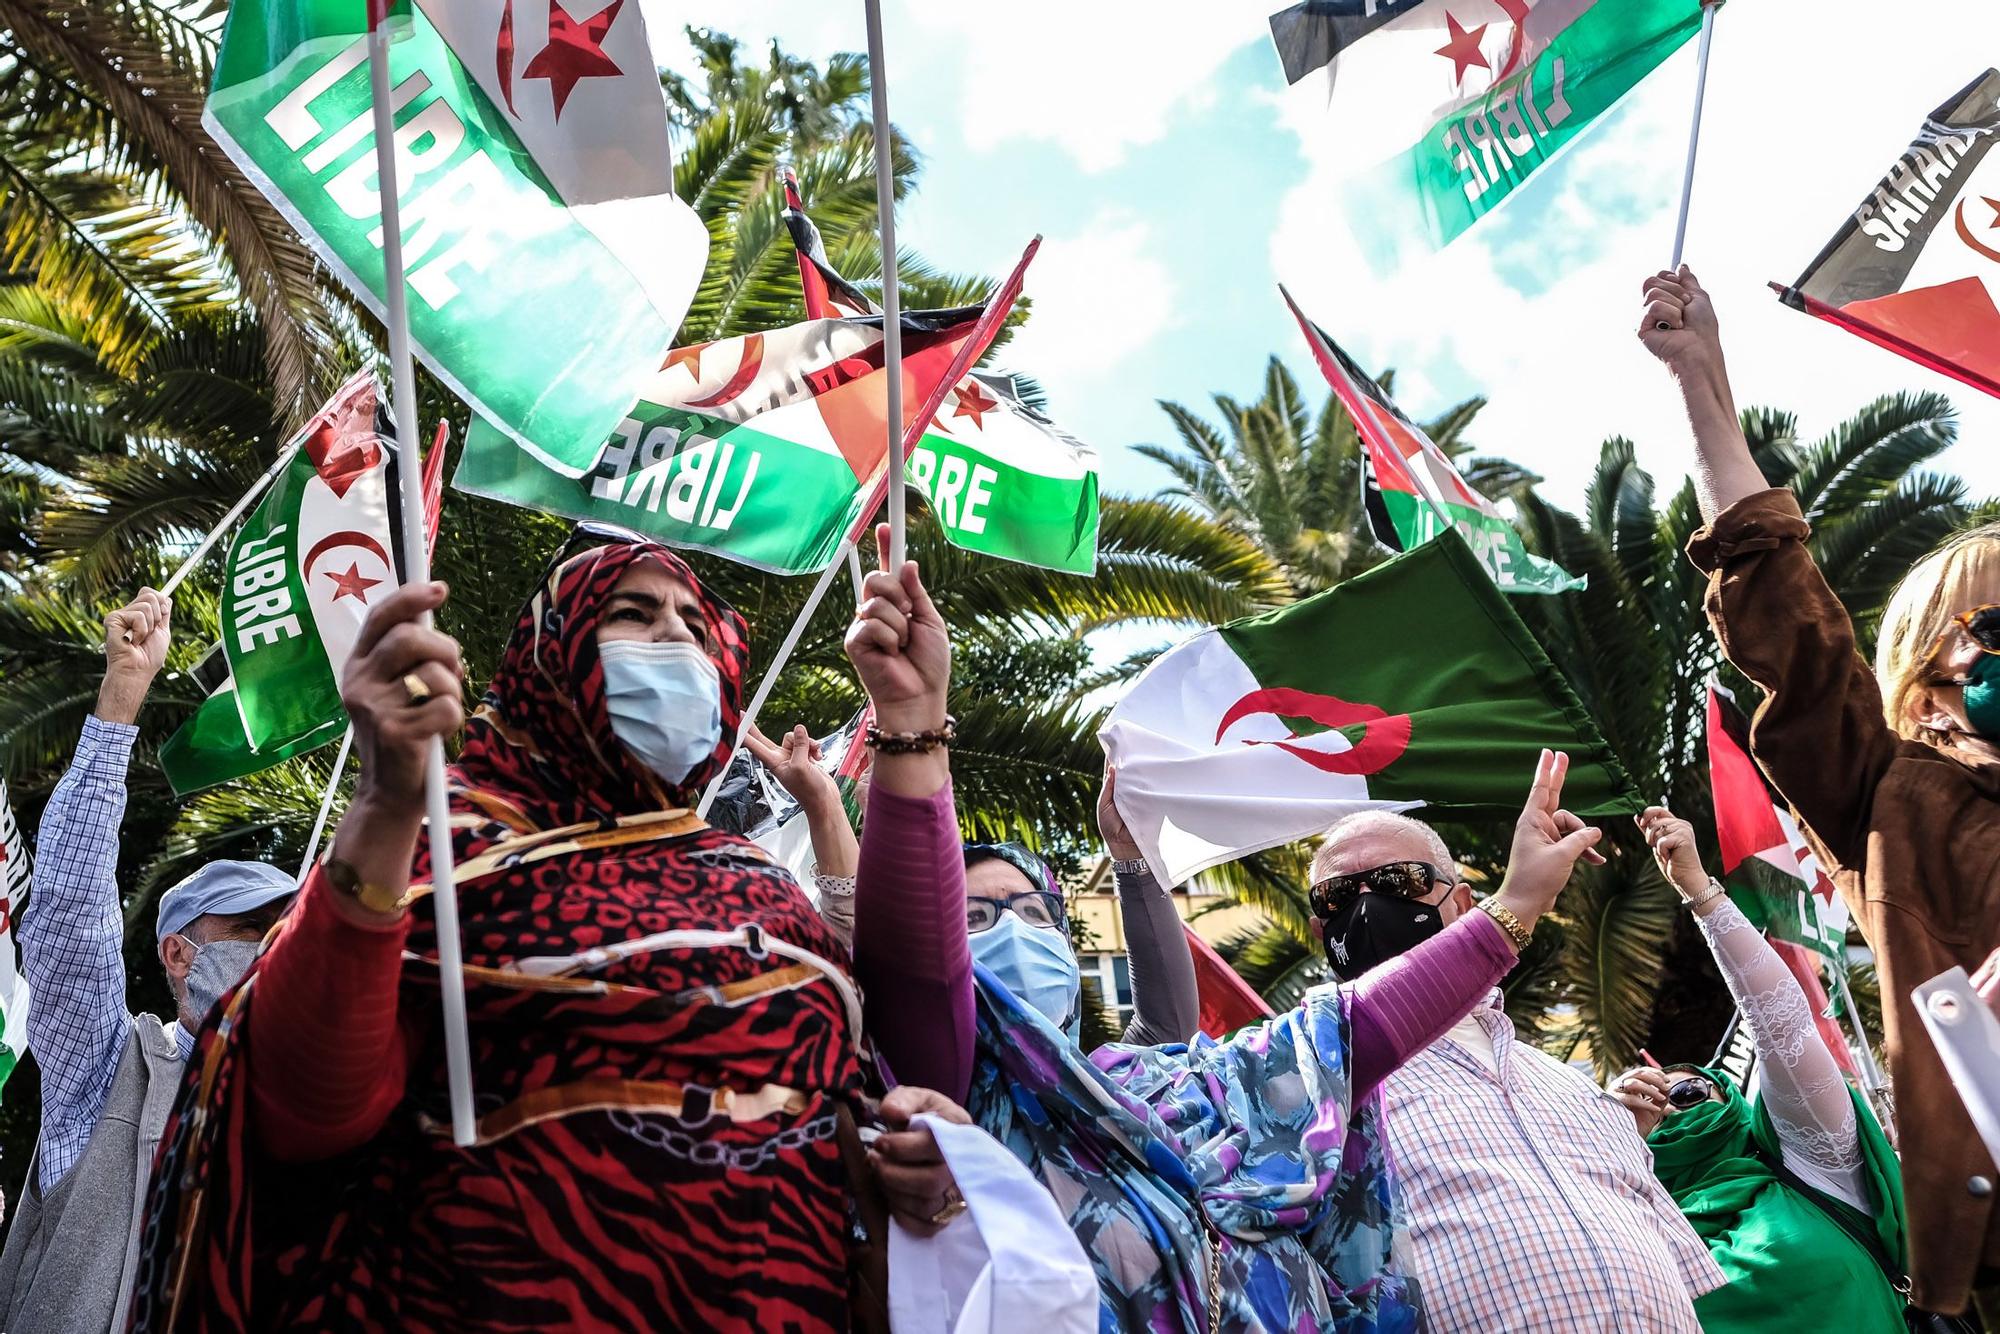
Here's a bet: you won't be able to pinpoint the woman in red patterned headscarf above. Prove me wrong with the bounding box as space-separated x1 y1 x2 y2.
126 537 936 1332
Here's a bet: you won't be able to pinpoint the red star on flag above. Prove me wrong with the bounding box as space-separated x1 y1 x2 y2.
522 0 626 120
663 343 704 378
326 562 382 603
1434 11 1490 87
953 381 998 429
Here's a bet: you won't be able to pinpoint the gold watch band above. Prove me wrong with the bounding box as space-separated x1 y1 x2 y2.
323 855 406 916
1477 898 1535 953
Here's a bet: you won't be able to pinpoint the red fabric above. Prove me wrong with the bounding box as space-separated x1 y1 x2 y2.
1768 937 1863 1081
1706 685 1787 875
129 540 866 1333
1185 924 1273 1038
1795 282 2000 402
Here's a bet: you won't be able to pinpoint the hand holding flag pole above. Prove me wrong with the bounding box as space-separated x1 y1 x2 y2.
367 9 476 1147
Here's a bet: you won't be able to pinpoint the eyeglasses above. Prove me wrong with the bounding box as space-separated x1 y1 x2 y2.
965 890 1067 934
1309 861 1447 919
1666 1074 1715 1109
1927 603 2000 684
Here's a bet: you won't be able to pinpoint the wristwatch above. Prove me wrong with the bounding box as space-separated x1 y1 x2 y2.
323 855 406 916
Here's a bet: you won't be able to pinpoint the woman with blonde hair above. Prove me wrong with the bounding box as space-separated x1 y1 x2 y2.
1640 265 2000 1322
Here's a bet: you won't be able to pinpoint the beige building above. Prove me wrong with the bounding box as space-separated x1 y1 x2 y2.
1066 857 1270 1029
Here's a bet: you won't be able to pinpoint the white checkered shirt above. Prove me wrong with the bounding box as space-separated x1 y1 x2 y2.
1380 998 1725 1333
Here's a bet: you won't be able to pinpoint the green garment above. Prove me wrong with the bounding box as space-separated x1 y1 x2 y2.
1647 1065 1905 1334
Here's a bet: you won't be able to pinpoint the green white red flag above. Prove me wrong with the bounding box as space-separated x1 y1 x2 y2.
1282 287 1581 594
1706 684 1849 960
0 777 32 1093
783 180 1100 575
1777 70 2000 401
160 376 441 796
205 0 705 476
454 241 1038 574
1269 0 1704 261
1103 530 1638 886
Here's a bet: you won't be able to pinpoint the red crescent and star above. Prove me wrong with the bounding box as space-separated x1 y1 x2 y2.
497 0 627 121
1956 195 2000 266
302 531 393 606
1436 1 1532 89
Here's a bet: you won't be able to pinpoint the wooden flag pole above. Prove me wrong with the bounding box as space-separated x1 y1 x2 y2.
695 539 857 819
1669 1 1723 269
863 0 907 569
368 7 477 1147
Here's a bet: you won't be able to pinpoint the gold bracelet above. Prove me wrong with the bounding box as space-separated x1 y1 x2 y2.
1477 898 1534 953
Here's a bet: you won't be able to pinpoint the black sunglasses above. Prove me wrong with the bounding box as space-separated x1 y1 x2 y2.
965 890 1067 934
1309 861 1448 919
1666 1074 1715 1109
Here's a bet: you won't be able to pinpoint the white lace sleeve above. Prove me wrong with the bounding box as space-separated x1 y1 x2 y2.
1694 897 1870 1211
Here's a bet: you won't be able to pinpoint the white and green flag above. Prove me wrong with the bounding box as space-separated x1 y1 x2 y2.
161 375 409 795
0 777 32 1092
1270 0 1705 261
205 0 706 476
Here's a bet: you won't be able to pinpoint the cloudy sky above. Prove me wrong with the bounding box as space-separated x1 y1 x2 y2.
639 0 2000 515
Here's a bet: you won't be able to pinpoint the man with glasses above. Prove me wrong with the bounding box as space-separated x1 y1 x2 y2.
1308 804 1724 1331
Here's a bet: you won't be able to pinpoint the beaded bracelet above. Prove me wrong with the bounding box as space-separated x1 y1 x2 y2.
864 715 957 754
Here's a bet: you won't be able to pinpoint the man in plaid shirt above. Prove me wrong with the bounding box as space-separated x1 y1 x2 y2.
0 589 295 1334
1313 808 1725 1332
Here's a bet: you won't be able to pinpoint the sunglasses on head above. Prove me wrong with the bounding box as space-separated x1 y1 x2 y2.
1309 861 1448 919
965 889 1067 934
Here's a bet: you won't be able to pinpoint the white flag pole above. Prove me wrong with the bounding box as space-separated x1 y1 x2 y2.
696 539 857 819
1829 959 1890 1095
846 543 866 603
159 442 304 598
1668 1 1723 269
367 10 476 1147
296 725 355 883
863 0 907 570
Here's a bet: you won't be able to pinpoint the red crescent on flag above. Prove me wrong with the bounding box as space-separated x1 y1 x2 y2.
1215 687 1413 776
1495 0 1531 77
1956 198 2000 265
497 0 519 116
685 333 765 408
303 530 393 589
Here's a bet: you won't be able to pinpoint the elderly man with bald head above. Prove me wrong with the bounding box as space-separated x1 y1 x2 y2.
1308 778 1724 1333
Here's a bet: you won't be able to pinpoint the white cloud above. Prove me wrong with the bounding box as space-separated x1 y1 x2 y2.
1005 211 1181 384
900 1 1273 172
1269 1 2000 511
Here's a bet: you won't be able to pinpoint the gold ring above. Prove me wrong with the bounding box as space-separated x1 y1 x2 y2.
927 1187 967 1227
402 672 433 705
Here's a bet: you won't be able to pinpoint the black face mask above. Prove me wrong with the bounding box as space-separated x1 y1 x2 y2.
1320 892 1447 980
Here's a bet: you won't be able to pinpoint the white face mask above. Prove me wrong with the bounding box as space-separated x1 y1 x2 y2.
177 937 262 1026
597 639 723 785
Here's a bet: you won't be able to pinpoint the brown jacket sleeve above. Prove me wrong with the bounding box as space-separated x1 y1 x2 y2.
1686 488 1901 870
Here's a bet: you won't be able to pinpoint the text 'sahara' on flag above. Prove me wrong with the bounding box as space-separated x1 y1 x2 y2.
1269 0 1704 261
1705 683 1850 961
160 375 410 796
0 779 32 1093
205 0 707 477
782 182 1103 576
1102 529 1638 888
454 241 1038 576
1282 287 1583 594
1778 69 2000 402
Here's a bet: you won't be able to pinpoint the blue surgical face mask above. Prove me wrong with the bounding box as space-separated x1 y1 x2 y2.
971 913 1080 1032
598 639 723 785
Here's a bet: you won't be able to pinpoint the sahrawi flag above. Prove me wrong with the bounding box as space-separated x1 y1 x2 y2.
1282 287 1582 594
783 178 1101 575
1777 70 2000 401
1269 0 1705 260
1705 683 1850 960
0 778 33 1091
455 241 1038 574
1103 529 1638 886
161 374 433 796
710 708 874 890
206 0 706 476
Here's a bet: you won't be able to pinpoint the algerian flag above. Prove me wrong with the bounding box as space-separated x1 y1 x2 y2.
0 777 33 1091
1102 530 1638 887
454 243 1037 574
205 0 706 476
1270 0 1705 260
160 375 409 796
1283 287 1582 594
784 185 1100 574
1707 683 1850 960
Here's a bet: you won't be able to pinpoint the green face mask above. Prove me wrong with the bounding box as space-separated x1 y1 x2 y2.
1961 653 2000 739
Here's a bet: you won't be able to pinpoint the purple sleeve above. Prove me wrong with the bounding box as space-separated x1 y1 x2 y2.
851 781 976 1102
1346 909 1516 1101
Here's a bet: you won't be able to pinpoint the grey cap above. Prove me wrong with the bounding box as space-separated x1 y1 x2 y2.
155 860 296 943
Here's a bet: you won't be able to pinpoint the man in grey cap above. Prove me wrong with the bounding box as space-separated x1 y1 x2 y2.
0 589 295 1334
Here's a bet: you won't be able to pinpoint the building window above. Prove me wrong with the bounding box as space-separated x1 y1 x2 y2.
1081 952 1134 1027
